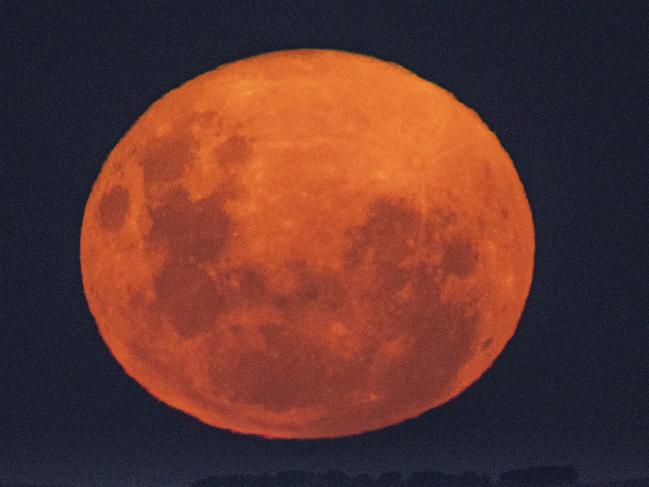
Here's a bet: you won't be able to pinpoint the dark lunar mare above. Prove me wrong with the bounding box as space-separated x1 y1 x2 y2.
133 122 482 422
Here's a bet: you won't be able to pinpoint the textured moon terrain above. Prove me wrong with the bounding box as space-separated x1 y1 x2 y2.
80 49 535 438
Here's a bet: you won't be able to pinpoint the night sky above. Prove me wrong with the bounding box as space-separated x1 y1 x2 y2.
3 2 648 486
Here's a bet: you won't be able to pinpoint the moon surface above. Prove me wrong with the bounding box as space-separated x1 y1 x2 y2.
80 49 534 439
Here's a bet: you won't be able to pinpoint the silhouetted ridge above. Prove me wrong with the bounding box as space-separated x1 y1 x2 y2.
190 465 578 487
500 466 578 487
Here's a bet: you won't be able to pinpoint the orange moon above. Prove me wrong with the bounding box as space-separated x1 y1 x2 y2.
80 49 534 439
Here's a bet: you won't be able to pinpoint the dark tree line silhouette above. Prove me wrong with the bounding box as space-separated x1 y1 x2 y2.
190 465 578 487
10 465 649 487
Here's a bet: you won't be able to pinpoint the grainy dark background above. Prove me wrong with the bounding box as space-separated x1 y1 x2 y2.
2 2 648 486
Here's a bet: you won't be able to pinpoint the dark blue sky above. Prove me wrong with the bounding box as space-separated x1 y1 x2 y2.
3 2 648 486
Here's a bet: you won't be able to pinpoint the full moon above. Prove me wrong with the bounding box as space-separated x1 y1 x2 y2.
80 49 534 439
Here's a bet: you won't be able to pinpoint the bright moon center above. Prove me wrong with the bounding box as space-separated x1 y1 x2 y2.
80 49 534 439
